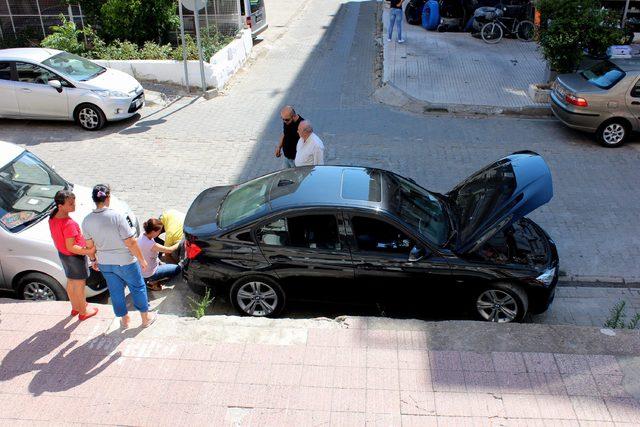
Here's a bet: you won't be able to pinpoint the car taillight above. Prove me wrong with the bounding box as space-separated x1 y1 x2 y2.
185 240 202 260
246 16 252 28
565 93 588 107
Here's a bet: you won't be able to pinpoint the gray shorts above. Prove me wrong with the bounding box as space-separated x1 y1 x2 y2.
58 252 90 280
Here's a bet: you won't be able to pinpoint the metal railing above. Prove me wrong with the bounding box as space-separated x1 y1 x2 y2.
0 1 85 39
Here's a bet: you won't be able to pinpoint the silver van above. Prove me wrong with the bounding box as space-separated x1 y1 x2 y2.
0 141 139 301
240 0 268 37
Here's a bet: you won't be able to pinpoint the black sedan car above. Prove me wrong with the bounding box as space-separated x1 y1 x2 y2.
182 151 559 322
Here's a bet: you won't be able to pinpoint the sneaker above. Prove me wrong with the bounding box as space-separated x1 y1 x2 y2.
398 39 406 44
386 38 392 42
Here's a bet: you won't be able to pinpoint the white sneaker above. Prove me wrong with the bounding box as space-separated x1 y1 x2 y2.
386 38 392 42
398 39 406 43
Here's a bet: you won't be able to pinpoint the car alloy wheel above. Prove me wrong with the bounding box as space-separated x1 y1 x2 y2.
22 281 57 301
236 281 279 316
602 123 626 146
476 289 518 322
78 107 100 130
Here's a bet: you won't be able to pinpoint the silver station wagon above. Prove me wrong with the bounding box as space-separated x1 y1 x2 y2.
551 59 640 147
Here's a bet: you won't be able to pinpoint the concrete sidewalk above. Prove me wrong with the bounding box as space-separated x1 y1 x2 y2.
1 299 639 426
378 5 549 115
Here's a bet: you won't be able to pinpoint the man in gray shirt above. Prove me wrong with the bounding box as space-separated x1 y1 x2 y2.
83 184 155 328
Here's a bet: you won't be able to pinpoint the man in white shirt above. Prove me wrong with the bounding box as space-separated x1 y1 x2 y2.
294 120 325 166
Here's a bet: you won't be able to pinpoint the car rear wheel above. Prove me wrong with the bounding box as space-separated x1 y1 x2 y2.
75 103 106 131
230 276 285 317
597 120 629 147
474 282 528 323
17 273 68 302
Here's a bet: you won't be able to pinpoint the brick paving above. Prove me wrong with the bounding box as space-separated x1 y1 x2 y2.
0 1 639 282
382 5 547 109
1 299 639 426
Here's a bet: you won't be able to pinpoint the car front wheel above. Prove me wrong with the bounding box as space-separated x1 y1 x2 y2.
474 282 528 323
18 273 68 301
75 103 106 131
597 120 629 147
230 276 285 317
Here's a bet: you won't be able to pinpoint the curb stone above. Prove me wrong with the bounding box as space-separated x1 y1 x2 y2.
374 80 553 118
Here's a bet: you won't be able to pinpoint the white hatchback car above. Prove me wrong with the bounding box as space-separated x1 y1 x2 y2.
0 141 139 301
0 48 144 130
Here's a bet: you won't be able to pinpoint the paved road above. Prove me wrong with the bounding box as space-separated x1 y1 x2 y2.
1 0 639 283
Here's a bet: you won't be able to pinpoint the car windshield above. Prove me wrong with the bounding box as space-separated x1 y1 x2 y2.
386 173 449 246
218 174 272 228
580 60 626 89
0 152 69 233
41 52 105 81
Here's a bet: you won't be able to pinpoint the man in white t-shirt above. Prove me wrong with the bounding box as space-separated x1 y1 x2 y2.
294 120 325 166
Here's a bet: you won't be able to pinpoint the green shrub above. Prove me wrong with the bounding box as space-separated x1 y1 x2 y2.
99 0 179 44
97 40 141 60
40 15 89 55
140 41 174 60
537 0 625 74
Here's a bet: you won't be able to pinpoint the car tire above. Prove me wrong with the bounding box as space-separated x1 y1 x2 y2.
75 103 106 131
473 282 528 323
230 275 285 318
597 119 629 148
17 273 68 302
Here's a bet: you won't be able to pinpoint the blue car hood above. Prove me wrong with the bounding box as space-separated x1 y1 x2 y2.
447 151 553 254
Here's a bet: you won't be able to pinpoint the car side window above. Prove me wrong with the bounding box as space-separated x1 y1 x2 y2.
0 62 12 80
15 62 58 85
351 216 414 255
631 80 640 98
257 214 341 250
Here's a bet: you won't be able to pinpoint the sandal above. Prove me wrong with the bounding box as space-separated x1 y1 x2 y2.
78 306 99 321
146 281 163 291
70 309 79 316
142 314 157 329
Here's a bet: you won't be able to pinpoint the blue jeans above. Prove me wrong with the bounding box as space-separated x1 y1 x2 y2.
99 262 149 317
146 263 181 282
283 157 296 168
389 8 403 41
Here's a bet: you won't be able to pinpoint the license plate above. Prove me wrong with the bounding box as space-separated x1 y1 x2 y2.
135 97 143 108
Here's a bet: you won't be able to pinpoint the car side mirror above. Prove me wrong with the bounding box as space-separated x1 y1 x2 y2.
48 80 63 93
408 245 428 262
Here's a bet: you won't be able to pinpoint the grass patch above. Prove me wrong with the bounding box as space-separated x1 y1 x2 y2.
188 288 214 320
603 300 640 329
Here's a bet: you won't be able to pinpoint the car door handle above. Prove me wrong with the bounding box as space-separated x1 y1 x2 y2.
632 101 640 105
269 255 291 262
21 88 32 93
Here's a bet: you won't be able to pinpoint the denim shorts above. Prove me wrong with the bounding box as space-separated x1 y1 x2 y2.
58 252 89 280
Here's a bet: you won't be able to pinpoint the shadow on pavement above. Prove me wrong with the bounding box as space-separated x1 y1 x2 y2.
0 316 140 396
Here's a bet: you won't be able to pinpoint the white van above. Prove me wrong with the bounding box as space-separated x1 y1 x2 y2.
0 141 139 301
240 0 268 36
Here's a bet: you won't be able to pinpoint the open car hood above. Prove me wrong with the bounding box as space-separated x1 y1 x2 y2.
447 151 553 254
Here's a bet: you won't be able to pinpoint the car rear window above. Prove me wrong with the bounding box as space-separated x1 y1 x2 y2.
580 61 626 89
218 174 271 228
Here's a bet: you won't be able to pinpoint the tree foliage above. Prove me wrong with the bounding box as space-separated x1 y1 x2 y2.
536 0 625 74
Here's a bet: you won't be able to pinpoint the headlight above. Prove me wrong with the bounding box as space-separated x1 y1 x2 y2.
92 89 130 99
536 267 556 286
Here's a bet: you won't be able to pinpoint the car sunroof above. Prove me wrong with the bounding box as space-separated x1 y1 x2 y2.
341 169 381 202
